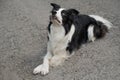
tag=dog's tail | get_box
[89,15,113,29]
[88,15,113,41]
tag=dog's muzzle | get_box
[50,15,60,23]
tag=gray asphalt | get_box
[0,0,120,80]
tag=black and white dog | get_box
[33,3,112,75]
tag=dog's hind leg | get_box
[88,25,96,42]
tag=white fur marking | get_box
[33,64,49,75]
[50,24,75,54]
[56,8,65,24]
[88,25,95,42]
[33,23,75,74]
[49,24,75,66]
[89,15,112,29]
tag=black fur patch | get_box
[94,21,108,38]
[61,9,79,35]
[47,22,52,33]
[50,3,60,16]
[50,3,60,10]
[66,14,108,54]
[61,10,72,35]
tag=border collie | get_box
[33,3,112,75]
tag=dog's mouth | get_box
[50,15,61,23]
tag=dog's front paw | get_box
[33,64,49,75]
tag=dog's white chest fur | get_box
[50,24,65,43]
[48,24,75,55]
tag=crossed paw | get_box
[33,64,49,75]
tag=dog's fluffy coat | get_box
[33,3,112,75]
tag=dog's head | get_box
[50,3,79,25]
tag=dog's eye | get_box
[62,13,66,16]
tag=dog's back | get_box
[66,14,112,53]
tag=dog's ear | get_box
[50,3,60,9]
[68,9,79,15]
[67,9,79,21]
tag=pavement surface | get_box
[0,0,120,80]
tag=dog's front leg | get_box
[33,42,52,75]
[50,50,69,67]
